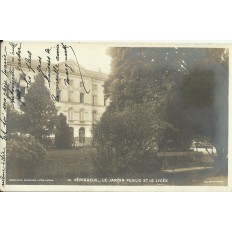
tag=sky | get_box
[5,42,228,75]
[5,42,112,74]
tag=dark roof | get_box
[7,55,47,71]
[59,59,108,80]
[7,56,108,80]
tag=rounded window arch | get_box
[79,127,85,143]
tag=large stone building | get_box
[7,57,109,146]
[53,60,108,146]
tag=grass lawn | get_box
[44,147,96,181]
[6,147,227,186]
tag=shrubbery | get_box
[7,134,47,178]
[55,113,74,149]
[92,102,171,177]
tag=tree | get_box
[7,105,23,135]
[105,47,228,171]
[93,102,171,176]
[55,113,74,149]
[20,73,58,142]
[179,64,228,171]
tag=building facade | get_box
[53,60,108,146]
[8,57,108,146]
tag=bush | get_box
[55,113,74,149]
[92,102,171,177]
[7,134,47,178]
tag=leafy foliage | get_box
[20,73,58,141]
[106,48,228,153]
[96,47,228,174]
[7,106,23,134]
[55,113,74,149]
[93,102,171,176]
[6,134,47,178]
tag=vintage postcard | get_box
[0,41,231,191]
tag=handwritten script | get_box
[0,42,90,188]
[0,45,7,187]
[0,148,6,187]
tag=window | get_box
[93,111,97,122]
[69,91,73,101]
[20,86,26,96]
[80,93,84,103]
[93,95,97,105]
[80,109,84,121]
[79,127,85,143]
[68,108,73,120]
[56,89,61,100]
[20,73,26,81]
[80,81,88,91]
[16,88,22,101]
[93,84,97,91]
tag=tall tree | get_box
[106,47,228,170]
[20,73,58,141]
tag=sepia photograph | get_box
[2,2,232,232]
[0,42,230,190]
